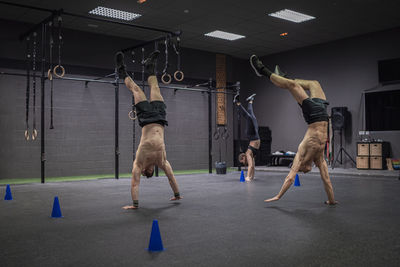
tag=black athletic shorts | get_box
[135,100,168,127]
[299,98,329,124]
[248,145,259,156]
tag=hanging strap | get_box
[32,32,38,140]
[49,20,55,129]
[161,35,171,84]
[25,36,31,140]
[53,16,65,78]
[173,37,184,81]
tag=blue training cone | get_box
[4,184,12,200]
[148,220,164,252]
[294,174,301,187]
[51,196,63,218]
[240,170,245,182]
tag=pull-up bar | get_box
[121,31,182,53]
[0,1,179,39]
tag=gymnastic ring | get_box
[161,73,172,84]
[53,65,65,78]
[47,69,53,81]
[24,130,30,141]
[128,110,137,120]
[32,129,38,141]
[174,70,184,82]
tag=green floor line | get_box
[0,168,238,185]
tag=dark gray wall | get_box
[0,19,236,179]
[241,27,400,164]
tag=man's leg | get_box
[148,76,164,102]
[142,50,164,102]
[250,55,308,104]
[270,74,308,104]
[115,52,147,104]
[125,77,147,104]
[294,79,326,100]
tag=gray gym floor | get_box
[1,171,399,267]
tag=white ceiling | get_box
[1,0,400,58]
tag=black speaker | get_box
[257,126,272,166]
[331,107,348,130]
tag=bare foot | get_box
[324,200,338,205]
[170,196,183,201]
[122,205,138,210]
[264,196,280,203]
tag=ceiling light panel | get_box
[268,9,315,23]
[204,30,245,41]
[89,7,141,21]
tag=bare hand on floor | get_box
[122,205,138,210]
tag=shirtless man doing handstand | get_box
[250,55,337,205]
[116,50,182,209]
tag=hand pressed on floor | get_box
[122,205,138,210]
[264,196,280,203]
[170,196,183,201]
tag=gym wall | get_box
[0,19,240,179]
[240,27,400,163]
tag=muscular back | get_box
[135,123,166,168]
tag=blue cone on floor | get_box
[294,174,301,187]
[148,220,164,252]
[4,184,12,200]
[240,170,245,182]
[51,196,63,218]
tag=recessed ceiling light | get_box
[268,9,315,23]
[89,7,142,21]
[204,30,245,41]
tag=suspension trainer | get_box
[24,36,31,140]
[173,36,184,82]
[161,35,172,84]
[48,19,55,129]
[53,16,65,78]
[31,32,38,140]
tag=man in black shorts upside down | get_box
[250,55,337,205]
[115,50,182,209]
[234,93,260,182]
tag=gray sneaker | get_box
[274,65,287,78]
[246,93,256,102]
